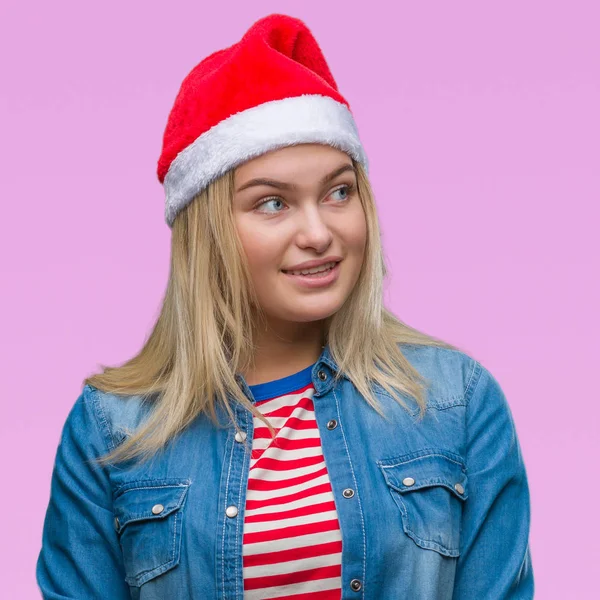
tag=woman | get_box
[36,13,534,600]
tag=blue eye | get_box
[331,185,350,201]
[254,184,354,214]
[256,197,286,213]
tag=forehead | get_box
[234,144,353,183]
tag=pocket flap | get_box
[378,449,468,500]
[113,479,191,528]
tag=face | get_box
[233,143,367,327]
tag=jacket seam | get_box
[234,408,248,599]
[332,387,366,599]
[463,359,482,409]
[113,479,191,496]
[221,417,235,598]
[84,385,116,454]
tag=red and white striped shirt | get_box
[242,362,342,600]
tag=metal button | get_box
[225,505,238,518]
[114,516,120,531]
[402,477,415,487]
[317,370,327,381]
[350,578,362,591]
[234,431,247,443]
[455,482,464,495]
[326,419,338,430]
[342,488,355,498]
[151,504,164,515]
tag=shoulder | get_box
[82,384,153,450]
[399,344,517,430]
[398,344,480,409]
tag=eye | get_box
[253,183,355,214]
[330,183,354,202]
[254,197,286,214]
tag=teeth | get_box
[286,261,337,276]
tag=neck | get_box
[242,319,326,386]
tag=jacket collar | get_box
[234,342,343,403]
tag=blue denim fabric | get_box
[36,344,534,599]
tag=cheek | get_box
[339,208,368,253]
[236,226,282,276]
[355,216,368,249]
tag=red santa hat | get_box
[157,13,369,227]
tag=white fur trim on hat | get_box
[163,94,368,227]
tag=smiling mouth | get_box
[281,260,341,276]
[283,266,335,278]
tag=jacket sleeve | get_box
[36,385,131,599]
[452,361,535,599]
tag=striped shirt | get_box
[242,362,343,600]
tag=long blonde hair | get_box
[87,158,461,466]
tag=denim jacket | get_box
[36,344,534,599]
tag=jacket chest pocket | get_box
[113,479,191,587]
[377,449,468,558]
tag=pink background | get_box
[1,1,598,597]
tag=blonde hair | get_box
[87,158,462,466]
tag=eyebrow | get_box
[235,163,356,193]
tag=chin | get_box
[276,299,345,323]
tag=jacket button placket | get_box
[315,366,366,599]
[219,403,251,599]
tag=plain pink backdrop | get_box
[1,1,598,597]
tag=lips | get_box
[283,264,335,276]
[281,261,341,288]
[282,263,336,275]
[281,259,341,275]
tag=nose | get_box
[294,205,334,250]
